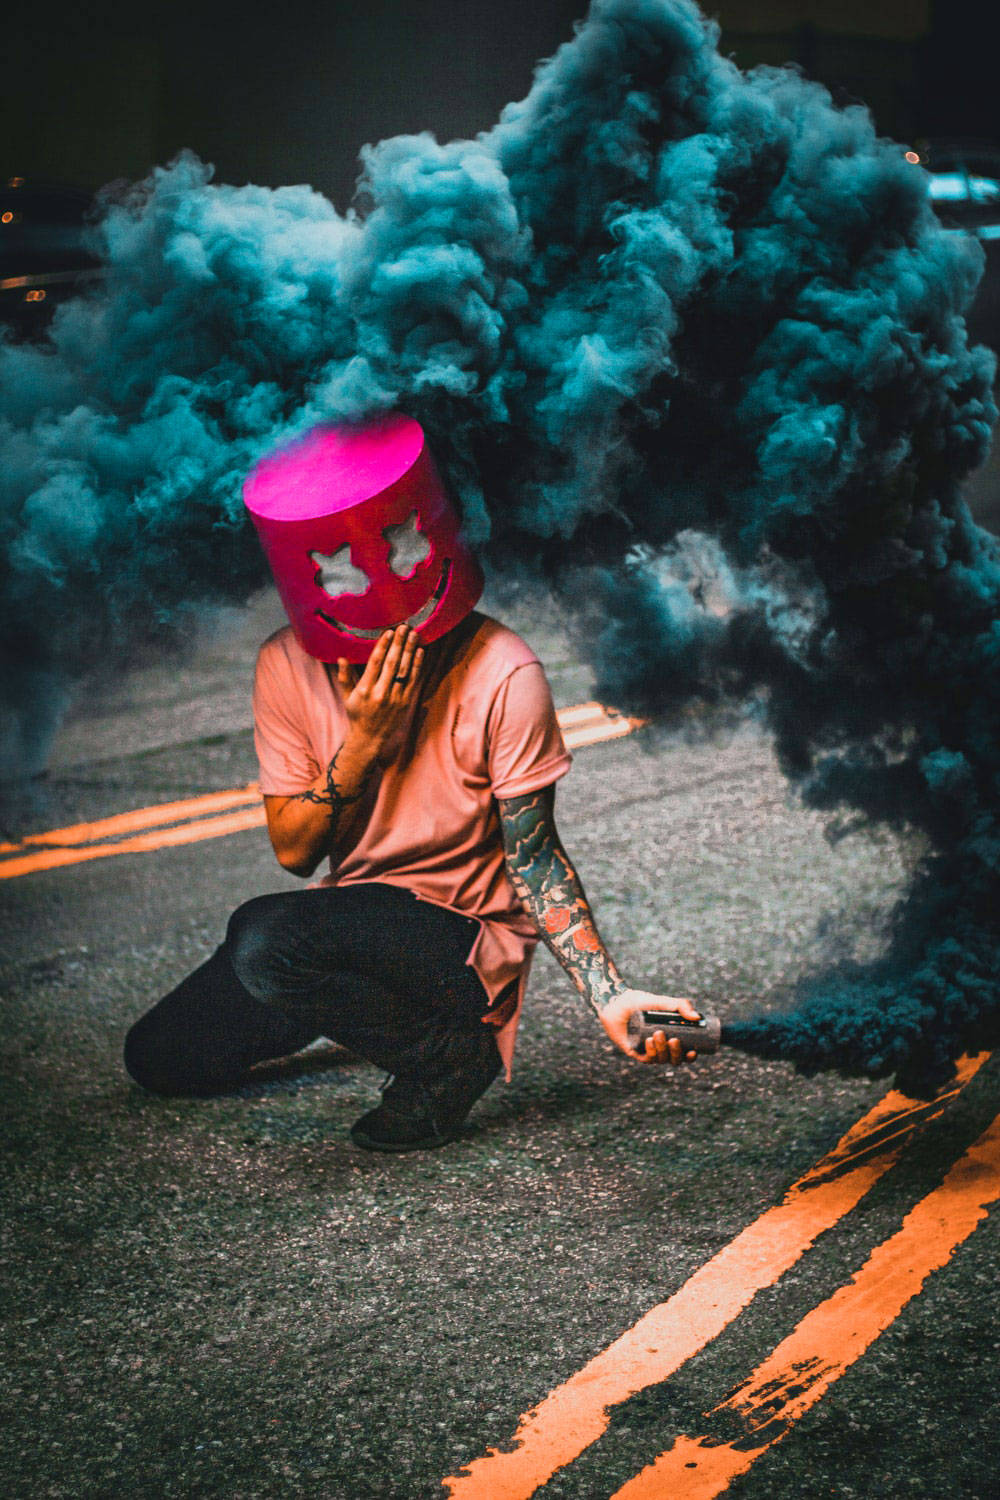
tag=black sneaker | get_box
[350,1076,455,1153]
[350,1027,502,1153]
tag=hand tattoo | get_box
[497,787,627,1018]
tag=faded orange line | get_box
[612,1435,766,1500]
[562,720,641,750]
[559,702,646,751]
[442,1054,988,1500]
[611,1107,1000,1500]
[0,806,266,879]
[0,784,261,854]
[557,702,630,726]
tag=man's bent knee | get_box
[225,893,301,996]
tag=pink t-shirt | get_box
[252,612,573,1071]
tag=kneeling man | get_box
[124,415,698,1150]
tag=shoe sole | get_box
[349,1124,461,1153]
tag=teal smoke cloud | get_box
[2,0,998,1085]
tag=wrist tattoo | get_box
[498,789,625,1018]
[292,750,374,825]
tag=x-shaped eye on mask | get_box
[310,510,432,599]
[310,545,369,597]
[383,511,431,576]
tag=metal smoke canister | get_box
[626,1008,722,1055]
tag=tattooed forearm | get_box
[498,788,627,1018]
[264,732,383,876]
[291,749,374,824]
[286,750,379,868]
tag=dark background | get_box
[2,0,994,206]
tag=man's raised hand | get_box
[336,624,425,765]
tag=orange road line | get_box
[0,702,639,880]
[442,1053,989,1500]
[560,702,646,750]
[610,1106,1000,1500]
[558,702,634,727]
[0,784,261,854]
[562,719,643,749]
[558,705,608,726]
[0,806,266,879]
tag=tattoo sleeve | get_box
[497,787,627,1018]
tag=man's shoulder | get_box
[256,624,312,676]
[465,613,541,676]
[254,625,327,705]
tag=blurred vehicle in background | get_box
[906,139,1000,353]
[0,175,105,340]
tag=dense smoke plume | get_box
[2,0,998,1084]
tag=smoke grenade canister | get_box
[626,1008,722,1055]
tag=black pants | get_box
[123,883,500,1097]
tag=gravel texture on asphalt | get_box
[2,596,998,1498]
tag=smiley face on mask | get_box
[243,415,484,663]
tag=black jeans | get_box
[123,883,500,1097]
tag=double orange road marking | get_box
[555,701,645,750]
[0,787,266,880]
[444,1052,997,1499]
[0,701,645,882]
[613,1100,1000,1497]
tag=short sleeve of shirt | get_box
[487,662,573,799]
[253,641,323,795]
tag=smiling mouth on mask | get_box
[316,559,452,638]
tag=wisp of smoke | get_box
[2,0,998,1086]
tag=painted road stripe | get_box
[558,701,645,747]
[0,806,268,879]
[443,1053,989,1500]
[610,1107,1000,1500]
[0,784,261,854]
[0,702,642,879]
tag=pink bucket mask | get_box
[243,415,484,663]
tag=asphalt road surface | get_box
[2,588,998,1500]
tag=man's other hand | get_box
[599,988,701,1065]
